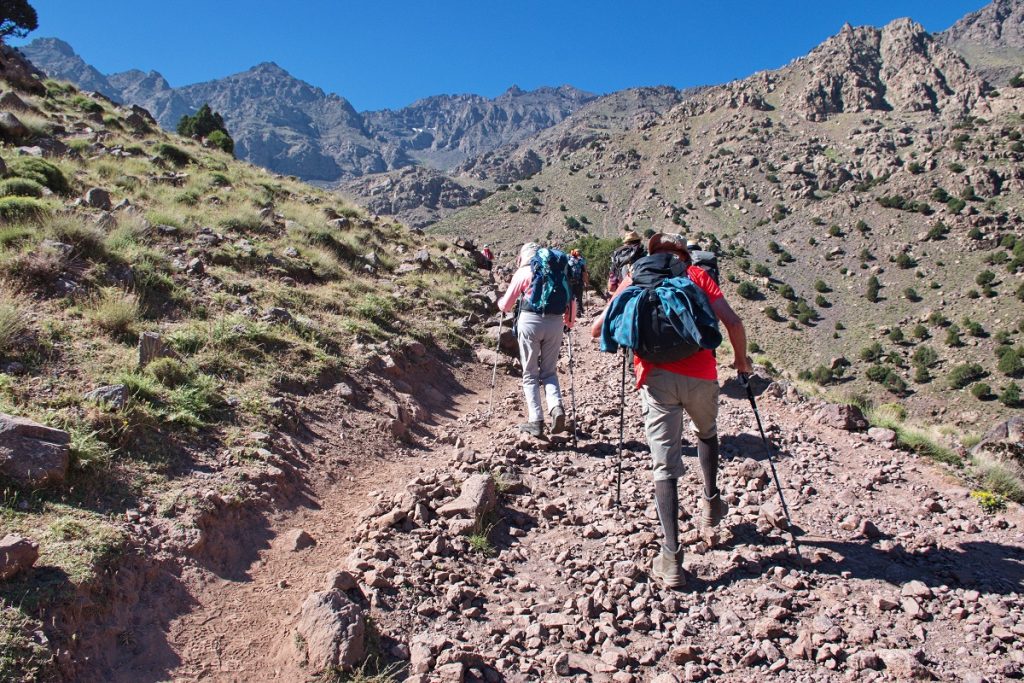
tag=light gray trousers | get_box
[517,311,565,423]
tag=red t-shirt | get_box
[634,265,722,387]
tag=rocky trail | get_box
[100,311,1022,683]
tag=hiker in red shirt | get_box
[591,232,750,589]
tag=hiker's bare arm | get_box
[711,297,751,374]
[591,274,632,338]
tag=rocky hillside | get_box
[17,38,595,183]
[942,0,1024,85]
[0,43,493,681]
[434,15,1024,429]
[338,86,693,228]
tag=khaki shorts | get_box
[639,368,719,481]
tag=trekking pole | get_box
[738,372,802,555]
[487,315,504,418]
[566,328,579,449]
[616,350,625,507]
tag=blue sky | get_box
[16,0,988,111]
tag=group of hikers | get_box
[493,229,751,589]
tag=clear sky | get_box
[15,0,989,112]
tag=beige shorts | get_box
[639,368,720,481]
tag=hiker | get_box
[481,244,494,269]
[498,242,576,437]
[607,230,646,295]
[591,232,750,589]
[567,249,590,315]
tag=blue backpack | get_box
[524,248,571,315]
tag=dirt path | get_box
[100,316,1024,682]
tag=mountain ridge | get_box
[17,37,597,182]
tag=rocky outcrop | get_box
[798,20,989,121]
[0,413,71,487]
[972,415,1024,465]
[339,167,490,228]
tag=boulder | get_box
[437,474,497,520]
[295,589,367,673]
[137,332,178,369]
[0,112,29,143]
[817,403,868,431]
[84,187,112,211]
[868,427,897,445]
[0,413,71,487]
[84,385,128,411]
[0,91,32,112]
[971,415,1024,466]
[282,529,315,551]
[0,535,39,581]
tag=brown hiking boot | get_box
[702,492,729,528]
[549,406,567,434]
[518,421,544,437]
[651,546,686,589]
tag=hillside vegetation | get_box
[0,48,487,680]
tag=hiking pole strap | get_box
[739,373,799,550]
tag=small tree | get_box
[866,276,881,302]
[177,104,235,157]
[945,325,963,347]
[1001,382,1022,407]
[998,349,1023,378]
[0,0,38,40]
[736,282,759,300]
[889,328,905,344]
[971,383,992,400]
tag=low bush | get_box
[0,177,43,198]
[7,157,70,194]
[0,196,49,222]
[949,362,985,389]
[156,143,195,167]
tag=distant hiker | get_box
[567,249,590,315]
[607,230,646,295]
[481,244,494,269]
[591,232,750,589]
[686,239,721,286]
[498,242,576,437]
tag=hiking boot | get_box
[702,492,729,528]
[549,406,567,434]
[518,421,544,437]
[651,546,686,589]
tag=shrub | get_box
[7,157,70,194]
[949,362,985,389]
[777,283,795,300]
[763,306,781,321]
[753,263,771,278]
[866,276,880,302]
[814,294,828,307]
[0,196,49,222]
[971,382,992,399]
[884,372,908,395]
[945,325,963,347]
[912,345,938,368]
[45,215,106,260]
[888,328,905,344]
[813,279,829,293]
[147,357,191,388]
[86,288,141,337]
[866,364,890,383]
[963,317,985,337]
[1001,382,1022,407]
[904,287,919,301]
[156,143,195,167]
[976,270,996,287]
[947,197,966,213]
[736,281,759,299]
[914,365,931,383]
[894,252,916,269]
[860,342,883,362]
[0,177,43,198]
[911,324,928,340]
[999,349,1023,377]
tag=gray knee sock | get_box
[654,479,679,553]
[697,436,719,499]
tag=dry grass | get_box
[85,288,141,337]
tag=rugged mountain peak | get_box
[503,84,525,96]
[795,18,988,120]
[246,61,292,78]
[944,0,1024,47]
[941,0,1024,84]
[19,36,114,97]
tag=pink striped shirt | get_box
[498,265,576,328]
